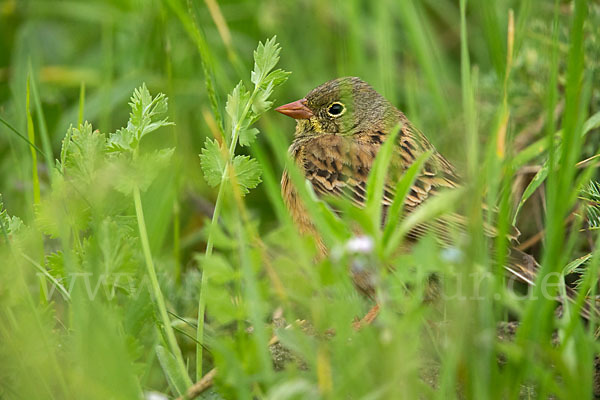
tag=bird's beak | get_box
[275,98,314,119]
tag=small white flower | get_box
[441,247,463,263]
[145,392,168,400]
[346,236,374,254]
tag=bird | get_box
[275,76,594,320]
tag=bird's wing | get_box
[297,124,516,245]
[399,122,522,242]
[297,129,461,238]
[297,133,393,209]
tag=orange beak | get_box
[275,98,314,119]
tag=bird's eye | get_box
[327,102,345,117]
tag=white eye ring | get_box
[327,102,346,117]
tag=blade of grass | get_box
[28,63,54,174]
[365,124,401,235]
[382,151,431,256]
[78,81,85,126]
[20,252,71,301]
[99,21,114,133]
[26,75,40,205]
[133,184,192,390]
[459,0,477,179]
[489,8,515,278]
[0,115,46,156]
[507,0,562,392]
[436,1,484,397]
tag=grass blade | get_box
[26,75,41,205]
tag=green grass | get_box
[1,0,600,399]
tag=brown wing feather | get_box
[288,115,519,245]
[288,119,462,241]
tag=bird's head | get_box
[276,77,396,137]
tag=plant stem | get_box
[195,179,223,378]
[195,82,260,379]
[173,199,181,284]
[133,184,191,386]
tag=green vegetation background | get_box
[1,0,600,399]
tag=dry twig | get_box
[177,368,217,400]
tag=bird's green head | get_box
[276,77,396,137]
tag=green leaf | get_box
[206,284,240,326]
[253,70,290,115]
[263,69,292,88]
[195,254,236,285]
[225,81,251,126]
[138,148,175,190]
[8,215,24,236]
[385,189,463,258]
[45,251,65,280]
[239,128,259,147]
[266,379,319,400]
[106,126,136,153]
[563,253,592,276]
[107,84,172,153]
[129,84,153,129]
[233,155,262,195]
[251,36,281,85]
[129,83,170,136]
[252,81,274,115]
[113,148,175,194]
[62,122,107,181]
[199,218,238,251]
[199,138,226,187]
[583,110,600,134]
[0,194,24,241]
[513,164,548,224]
[155,345,190,396]
[96,217,137,277]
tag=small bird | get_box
[276,77,593,319]
[277,77,459,244]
